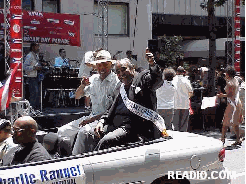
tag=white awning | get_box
[181,38,245,58]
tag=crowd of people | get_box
[0,43,244,167]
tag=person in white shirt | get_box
[57,50,120,151]
[172,66,193,132]
[78,51,98,109]
[0,119,17,165]
[156,67,176,130]
[78,51,95,78]
[54,48,70,67]
[23,42,42,110]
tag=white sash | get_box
[120,84,168,137]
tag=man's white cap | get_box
[91,50,115,64]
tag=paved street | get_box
[194,125,245,184]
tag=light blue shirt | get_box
[54,57,70,67]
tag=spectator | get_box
[0,119,17,164]
[215,68,227,130]
[200,66,209,88]
[78,51,96,78]
[217,66,243,146]
[54,48,70,67]
[156,67,176,130]
[78,51,98,109]
[2,116,52,166]
[73,51,165,154]
[172,66,193,132]
[126,50,138,69]
[23,42,42,110]
[58,50,120,149]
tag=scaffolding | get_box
[97,0,108,50]
[226,0,235,65]
[3,0,10,73]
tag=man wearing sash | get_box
[81,51,164,151]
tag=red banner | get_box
[0,10,81,47]
[22,10,80,46]
[9,0,23,97]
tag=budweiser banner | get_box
[0,10,81,47]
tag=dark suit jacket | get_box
[101,64,163,139]
[2,140,52,166]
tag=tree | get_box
[158,35,184,67]
[200,0,227,96]
[201,0,228,96]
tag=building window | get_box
[42,0,60,13]
[0,0,3,9]
[0,0,34,10]
[94,2,129,36]
[23,0,34,10]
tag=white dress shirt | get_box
[172,75,193,109]
[23,52,39,77]
[84,71,120,116]
[156,80,175,109]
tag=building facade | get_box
[1,0,245,69]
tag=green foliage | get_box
[158,35,184,67]
[201,0,244,9]
[214,0,227,7]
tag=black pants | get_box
[95,125,139,150]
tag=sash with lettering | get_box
[120,83,169,137]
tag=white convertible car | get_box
[0,130,230,184]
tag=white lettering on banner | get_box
[11,49,22,52]
[52,38,70,44]
[28,11,44,17]
[0,160,86,184]
[41,37,51,43]
[24,36,40,42]
[13,6,22,9]
[64,20,75,26]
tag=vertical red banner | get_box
[234,0,241,73]
[9,0,23,97]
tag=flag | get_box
[0,64,19,111]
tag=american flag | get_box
[0,64,19,111]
